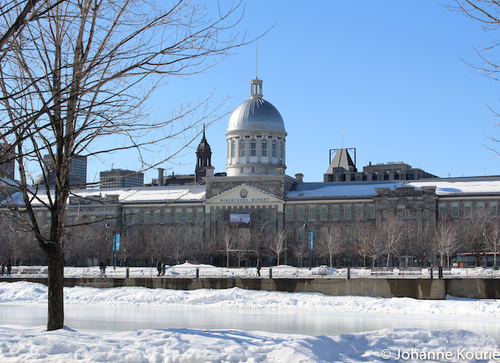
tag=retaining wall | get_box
[3,277,500,299]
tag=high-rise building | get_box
[0,143,15,180]
[40,154,88,188]
[100,169,144,189]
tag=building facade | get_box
[100,169,144,189]
[7,77,500,267]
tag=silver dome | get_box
[227,97,286,133]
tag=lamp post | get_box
[106,222,118,271]
[303,221,312,270]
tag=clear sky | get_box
[87,1,500,185]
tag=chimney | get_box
[158,168,164,186]
[295,173,304,183]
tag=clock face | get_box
[240,188,248,198]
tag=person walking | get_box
[256,258,261,277]
[1,262,5,276]
[161,262,166,276]
[6,260,12,276]
[157,260,162,277]
[99,260,106,277]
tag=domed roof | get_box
[226,78,286,134]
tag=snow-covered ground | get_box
[7,263,500,279]
[0,282,500,362]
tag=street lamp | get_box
[303,221,312,270]
[106,222,118,271]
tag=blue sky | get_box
[88,1,500,184]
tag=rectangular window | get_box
[344,205,351,219]
[356,205,363,219]
[382,210,388,219]
[144,211,151,223]
[211,210,217,222]
[320,206,328,220]
[250,141,256,156]
[491,203,498,217]
[134,209,140,224]
[309,206,316,220]
[186,208,193,222]
[298,206,304,220]
[438,203,446,218]
[197,208,204,222]
[154,210,161,223]
[272,142,277,157]
[125,210,133,224]
[298,227,305,242]
[464,202,472,217]
[165,209,172,223]
[272,210,278,221]
[368,205,375,219]
[332,205,339,219]
[310,227,316,242]
[286,206,293,220]
[262,141,267,156]
[477,202,485,213]
[175,208,182,223]
[401,209,410,218]
[423,209,430,218]
[451,202,459,218]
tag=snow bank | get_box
[0,326,498,363]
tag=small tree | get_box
[377,214,404,267]
[435,219,460,267]
[269,228,287,266]
[317,224,343,267]
[487,215,500,267]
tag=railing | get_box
[2,265,500,279]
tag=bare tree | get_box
[219,224,236,268]
[449,1,500,156]
[487,215,500,267]
[317,224,343,267]
[268,228,286,266]
[377,214,404,267]
[0,0,252,330]
[460,207,490,266]
[435,219,460,267]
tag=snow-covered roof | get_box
[286,182,402,199]
[1,185,207,207]
[285,177,500,199]
[70,185,206,204]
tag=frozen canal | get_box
[2,303,499,340]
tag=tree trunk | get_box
[46,244,64,331]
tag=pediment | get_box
[205,184,282,205]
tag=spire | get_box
[250,78,263,99]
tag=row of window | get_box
[124,208,204,224]
[285,205,376,221]
[438,202,498,218]
[228,138,284,159]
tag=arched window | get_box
[250,140,256,156]
[262,140,267,157]
[272,140,277,157]
[280,142,284,159]
[239,139,245,157]
[231,140,235,158]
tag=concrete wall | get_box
[6,277,500,299]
